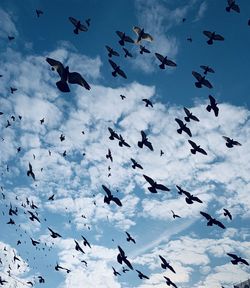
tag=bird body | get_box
[206,95,219,116]
[133,26,153,44]
[138,131,153,151]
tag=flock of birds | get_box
[0,0,249,287]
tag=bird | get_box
[81,236,91,248]
[175,118,192,137]
[160,150,164,156]
[5,120,11,128]
[227,253,249,265]
[117,246,133,270]
[48,194,55,201]
[222,136,241,148]
[74,240,85,254]
[164,276,178,288]
[38,276,45,283]
[138,131,154,151]
[17,147,21,153]
[48,227,62,238]
[203,31,224,45]
[123,48,133,58]
[155,53,177,69]
[106,149,113,162]
[200,65,215,75]
[223,208,232,220]
[40,118,44,124]
[105,45,120,58]
[176,185,203,204]
[108,127,120,140]
[226,0,240,13]
[0,277,7,285]
[108,60,127,79]
[27,163,36,180]
[136,270,149,279]
[183,107,199,122]
[192,71,213,89]
[7,218,15,225]
[143,175,170,193]
[188,140,207,155]
[122,267,129,273]
[139,45,150,54]
[30,238,40,246]
[46,57,91,92]
[112,266,121,276]
[118,134,130,147]
[28,211,40,222]
[200,211,226,229]
[10,87,17,93]
[125,232,136,244]
[133,26,153,44]
[102,185,122,207]
[120,94,126,100]
[68,17,88,34]
[63,150,67,157]
[131,158,143,170]
[116,31,134,46]
[142,98,153,107]
[159,255,176,273]
[206,95,219,117]
[187,37,192,42]
[171,210,181,219]
[8,36,15,41]
[36,9,43,17]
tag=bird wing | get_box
[46,57,64,77]
[190,114,199,121]
[141,130,147,140]
[184,107,191,116]
[200,211,212,220]
[192,196,203,203]
[165,59,177,67]
[68,72,91,90]
[202,79,213,89]
[197,146,207,155]
[102,185,112,197]
[133,26,142,36]
[232,140,242,146]
[109,59,118,70]
[227,253,238,259]
[117,67,127,79]
[214,219,226,229]
[143,175,155,186]
[69,17,78,27]
[175,118,184,127]
[141,32,153,42]
[155,53,165,63]
[124,35,134,43]
[192,71,202,81]
[145,140,154,151]
[188,140,197,149]
[203,31,212,38]
[155,183,170,191]
[231,3,240,13]
[112,196,123,207]
[209,95,216,105]
[116,31,124,39]
[78,23,88,32]
[214,34,224,41]
[183,126,192,137]
[124,258,133,270]
[240,258,249,265]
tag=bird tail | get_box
[56,80,70,92]
[74,28,79,34]
[206,105,211,112]
[138,141,143,148]
[148,187,157,193]
[195,82,202,88]
[27,171,31,177]
[177,128,182,134]
[184,116,190,122]
[226,143,232,148]
[207,39,213,45]
[140,51,143,55]
[132,164,136,169]
[191,149,196,154]
[112,71,117,77]
[159,63,165,69]
[231,260,238,265]
[119,40,124,46]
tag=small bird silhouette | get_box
[106,149,113,162]
[164,276,178,288]
[36,9,44,17]
[192,71,213,89]
[131,158,143,170]
[136,270,149,279]
[102,185,122,207]
[171,210,181,219]
[206,95,219,117]
[227,253,249,265]
[48,227,62,238]
[200,211,226,229]
[74,240,85,254]
[159,255,176,273]
[105,45,120,58]
[123,48,133,58]
[143,175,170,193]
[139,45,150,54]
[155,53,177,69]
[183,107,199,122]
[226,0,240,13]
[27,163,36,180]
[125,232,136,244]
[200,65,215,75]
[117,246,133,270]
[109,60,127,79]
[138,131,154,151]
[203,31,224,45]
[188,140,207,155]
[222,136,241,148]
[112,267,121,276]
[133,26,153,44]
[142,99,153,107]
[175,118,192,137]
[69,17,88,34]
[223,208,232,220]
[116,31,134,46]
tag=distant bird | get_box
[74,240,85,254]
[0,277,7,285]
[136,270,149,279]
[200,211,226,229]
[227,253,249,265]
[164,276,178,288]
[30,238,40,246]
[142,98,153,107]
[206,95,219,116]
[139,45,150,54]
[38,276,45,283]
[10,87,17,93]
[7,218,15,225]
[85,18,91,27]
[160,150,164,156]
[106,149,113,162]
[27,163,36,180]
[188,140,207,155]
[48,194,55,201]
[200,65,215,75]
[131,158,143,170]
[226,0,240,13]
[176,185,203,204]
[118,134,130,147]
[108,127,120,140]
[11,115,15,121]
[5,120,11,128]
[187,37,192,42]
[117,246,133,270]
[40,118,44,124]
[62,150,66,157]
[175,118,192,137]
[36,9,43,17]
[105,45,120,58]
[81,236,91,248]
[222,136,241,148]
[109,60,127,79]
[155,53,177,69]
[8,36,15,41]
[143,175,170,193]
[138,131,154,151]
[133,26,153,44]
[60,134,65,142]
[46,57,91,92]
[123,48,133,58]
[183,107,199,122]
[223,208,232,220]
[116,31,134,46]
[120,94,126,100]
[125,232,136,244]
[48,227,62,238]
[69,17,88,34]
[122,267,129,273]
[171,210,181,219]
[28,211,40,222]
[159,255,176,273]
[203,31,224,45]
[192,71,213,89]
[112,266,121,276]
[102,185,122,207]
[17,147,21,153]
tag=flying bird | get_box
[125,232,136,244]
[116,31,134,46]
[222,136,241,148]
[74,240,85,254]
[192,71,213,89]
[200,211,226,229]
[69,17,88,34]
[171,210,181,219]
[81,236,91,248]
[203,31,224,45]
[106,149,113,162]
[112,266,121,276]
[102,185,122,207]
[8,36,15,41]
[133,26,153,44]
[188,140,207,155]
[183,107,199,122]
[175,118,192,137]
[120,94,126,100]
[117,246,133,270]
[159,255,176,273]
[118,134,131,147]
[164,276,178,288]
[142,99,153,107]
[36,9,43,17]
[105,45,120,58]
[227,253,249,265]
[30,238,40,246]
[109,60,127,79]
[136,270,149,280]
[131,158,143,170]
[206,95,219,116]
[200,65,215,75]
[123,48,133,58]
[48,194,55,201]
[139,45,150,54]
[48,227,62,238]
[223,208,232,220]
[46,57,91,92]
[226,0,240,13]
[155,53,177,69]
[176,185,203,204]
[138,131,154,151]
[108,127,120,140]
[27,163,36,180]
[143,175,170,193]
[28,211,40,222]
[10,87,17,93]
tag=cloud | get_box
[194,1,208,22]
[0,8,18,39]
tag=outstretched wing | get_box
[124,35,134,43]
[117,67,127,79]
[155,53,165,63]
[200,211,212,220]
[155,183,170,191]
[203,31,212,38]
[141,32,153,42]
[192,71,202,81]
[214,219,226,229]
[143,175,155,186]
[112,196,123,207]
[209,95,216,105]
[46,57,64,77]
[165,59,177,67]
[175,118,184,127]
[69,17,78,27]
[133,26,142,36]
[68,72,91,90]
[197,146,207,155]
[188,140,197,149]
[109,59,117,70]
[203,79,213,89]
[145,140,154,151]
[227,253,238,260]
[214,33,224,41]
[102,185,112,197]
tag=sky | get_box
[0,0,250,287]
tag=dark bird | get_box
[102,185,122,207]
[222,136,241,148]
[164,276,178,288]
[131,158,143,170]
[133,26,153,44]
[8,36,15,41]
[117,246,133,270]
[175,118,192,137]
[206,95,219,117]
[188,140,207,155]
[48,227,62,238]
[60,134,65,141]
[227,253,249,265]
[112,266,121,276]
[200,65,215,75]
[159,255,176,273]
[187,37,192,42]
[155,53,177,69]
[38,276,45,283]
[5,120,11,128]
[109,60,127,79]
[69,17,88,34]
[30,238,40,246]
[120,94,126,100]
[7,218,15,225]
[176,185,203,204]
[11,115,15,121]
[183,107,199,122]
[40,118,44,124]
[27,163,36,180]
[226,0,240,13]
[63,150,67,157]
[122,267,129,273]
[123,48,133,58]
[74,240,85,254]
[142,98,153,107]
[203,31,224,45]
[55,263,70,273]
[106,149,113,162]
[46,57,91,92]
[81,236,91,248]
[10,87,17,93]
[17,147,21,153]
[171,210,181,219]
[108,127,120,140]
[28,211,40,222]
[36,9,43,17]
[116,31,134,46]
[125,232,136,244]
[192,71,213,89]
[0,277,7,285]
[105,45,120,58]
[48,194,55,201]
[138,131,154,151]
[200,211,226,229]
[143,175,170,193]
[223,208,232,220]
[118,134,130,147]
[136,270,149,279]
[160,150,164,156]
[9,205,18,216]
[139,45,150,54]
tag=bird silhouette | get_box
[8,36,15,41]
[36,9,43,17]
[48,194,55,201]
[206,95,219,116]
[10,87,17,93]
[133,26,153,44]
[105,45,120,58]
[175,118,192,137]
[81,236,91,248]
[123,48,133,58]
[138,131,154,151]
[226,0,240,13]
[109,60,127,79]
[48,227,62,238]
[164,276,178,288]
[120,94,126,100]
[28,211,40,222]
[183,107,199,122]
[223,208,232,220]
[74,240,85,254]
[203,31,224,45]
[38,276,45,283]
[102,185,122,207]
[155,53,177,69]
[116,31,134,46]
[27,163,36,180]
[200,65,215,75]
[136,270,149,279]
[188,140,207,155]
[192,71,213,89]
[118,134,130,147]
[106,149,113,162]
[30,238,40,246]
[117,246,133,270]
[200,211,226,229]
[176,185,203,204]
[227,253,249,265]
[108,127,120,140]
[159,255,176,273]
[142,99,153,107]
[139,45,150,54]
[171,210,181,219]
[131,158,143,170]
[112,266,121,276]
[69,17,88,34]
[143,175,170,193]
[222,136,241,148]
[125,232,136,244]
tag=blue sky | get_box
[0,0,250,287]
